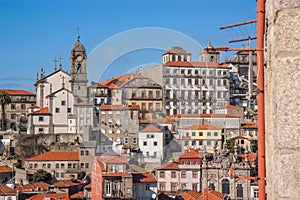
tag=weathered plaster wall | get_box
[265,0,300,199]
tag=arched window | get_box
[208,183,215,190]
[222,179,230,194]
[184,55,187,61]
[236,184,243,199]
[172,55,176,61]
[178,55,182,61]
[210,55,214,62]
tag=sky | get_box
[0,0,257,92]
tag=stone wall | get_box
[265,0,300,199]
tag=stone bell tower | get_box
[70,35,88,102]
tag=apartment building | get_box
[157,161,179,197]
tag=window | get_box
[81,163,84,168]
[86,150,89,156]
[124,137,129,144]
[207,140,211,146]
[192,171,198,178]
[73,163,77,168]
[159,172,165,178]
[68,108,72,113]
[29,164,33,169]
[38,128,43,132]
[171,171,176,178]
[105,181,111,194]
[181,171,186,178]
[56,163,59,168]
[192,183,198,191]
[56,173,59,178]
[214,132,218,136]
[42,163,46,168]
[133,137,137,144]
[61,163,65,168]
[156,103,160,111]
[153,152,157,158]
[209,183,215,190]
[11,114,16,119]
[236,184,243,198]
[21,104,26,110]
[207,132,211,136]
[222,179,230,194]
[81,150,84,156]
[199,132,203,136]
[153,141,157,146]
[254,188,259,198]
[61,101,66,106]
[68,163,72,169]
[47,163,51,168]
[149,103,153,111]
[143,141,147,146]
[61,173,64,178]
[171,183,177,192]
[156,91,160,98]
[146,152,149,157]
[199,141,203,145]
[34,163,38,168]
[146,183,150,191]
[85,163,89,168]
[55,108,60,113]
[159,182,166,192]
[38,117,44,121]
[184,141,189,146]
[11,104,16,110]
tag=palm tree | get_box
[0,90,11,131]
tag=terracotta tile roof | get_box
[70,191,84,199]
[26,193,69,200]
[98,155,127,164]
[140,125,163,132]
[0,184,16,195]
[241,121,257,129]
[122,145,131,149]
[100,104,140,110]
[94,157,106,172]
[234,135,250,140]
[179,150,202,160]
[184,124,220,130]
[198,188,225,200]
[52,179,83,187]
[139,116,175,123]
[158,161,179,170]
[26,151,79,161]
[178,190,201,200]
[16,181,49,192]
[1,89,35,95]
[163,49,191,55]
[174,114,240,118]
[132,173,157,183]
[0,165,13,173]
[99,73,135,89]
[32,107,50,115]
[163,61,228,68]
[102,172,131,177]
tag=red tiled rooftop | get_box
[179,150,202,160]
[26,193,69,200]
[1,89,35,95]
[140,125,163,132]
[198,188,225,200]
[163,61,228,68]
[158,161,179,170]
[179,190,201,200]
[0,166,13,173]
[70,191,84,199]
[0,184,16,195]
[184,124,220,130]
[98,155,127,164]
[16,181,49,192]
[29,105,40,109]
[53,179,83,187]
[26,151,78,161]
[32,107,50,114]
[132,173,157,183]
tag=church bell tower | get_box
[70,35,88,102]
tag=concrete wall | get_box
[265,0,300,199]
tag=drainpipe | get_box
[256,0,266,199]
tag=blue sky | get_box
[0,0,257,92]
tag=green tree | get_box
[0,91,11,131]
[32,169,52,183]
